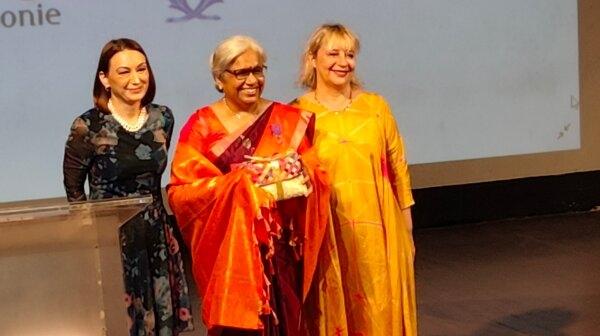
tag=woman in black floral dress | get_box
[63,38,193,336]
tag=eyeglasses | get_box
[224,65,267,80]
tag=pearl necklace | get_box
[108,99,148,132]
[314,91,353,111]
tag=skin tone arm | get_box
[403,207,415,256]
[402,207,413,232]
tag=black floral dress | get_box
[63,104,193,336]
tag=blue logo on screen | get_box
[166,0,223,22]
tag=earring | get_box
[105,86,110,92]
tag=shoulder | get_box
[184,105,213,125]
[289,93,313,109]
[148,103,173,120]
[292,92,313,104]
[289,93,324,118]
[146,103,175,131]
[76,107,101,122]
[69,107,100,133]
[178,105,215,143]
[272,101,314,121]
[356,91,388,108]
[355,92,395,117]
[273,101,306,113]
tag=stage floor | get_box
[415,211,600,335]
[185,211,600,335]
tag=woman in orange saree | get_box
[167,36,330,336]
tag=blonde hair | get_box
[299,23,361,89]
[210,35,267,92]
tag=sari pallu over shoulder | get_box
[167,102,330,332]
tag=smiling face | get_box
[217,49,265,111]
[312,35,357,91]
[99,49,149,108]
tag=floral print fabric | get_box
[63,104,193,336]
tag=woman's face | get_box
[218,50,265,110]
[99,49,149,107]
[312,36,356,91]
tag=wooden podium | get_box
[0,196,152,336]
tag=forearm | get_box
[63,154,89,202]
[402,206,413,232]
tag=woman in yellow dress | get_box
[293,23,417,336]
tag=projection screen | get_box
[0,0,579,201]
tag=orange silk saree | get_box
[168,102,329,334]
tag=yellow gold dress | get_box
[294,92,417,336]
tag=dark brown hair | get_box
[92,38,156,112]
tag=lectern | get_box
[0,196,152,336]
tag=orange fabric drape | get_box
[294,93,417,336]
[167,103,329,332]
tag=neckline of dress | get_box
[209,101,274,135]
[106,100,150,132]
[308,91,364,112]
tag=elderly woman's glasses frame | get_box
[225,65,267,80]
